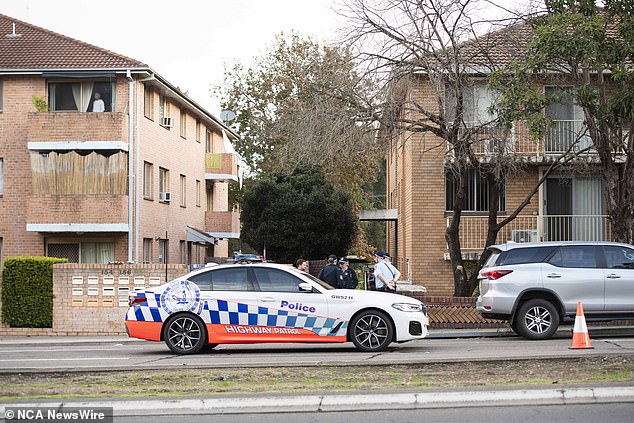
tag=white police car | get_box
[125,262,428,354]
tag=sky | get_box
[0,0,341,115]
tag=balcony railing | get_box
[545,120,593,154]
[27,112,128,143]
[205,153,239,182]
[448,214,613,250]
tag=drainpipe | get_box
[127,70,134,263]
[136,74,155,263]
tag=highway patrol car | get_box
[125,263,428,353]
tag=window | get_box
[180,174,186,207]
[188,270,212,291]
[445,169,505,212]
[445,82,496,125]
[47,241,114,263]
[0,158,3,195]
[253,268,304,292]
[144,85,154,120]
[196,180,201,207]
[142,238,152,263]
[0,78,3,112]
[158,238,168,264]
[603,246,634,270]
[548,246,597,269]
[180,241,187,264]
[159,95,170,121]
[210,268,251,291]
[48,81,114,112]
[498,247,556,266]
[143,162,153,199]
[0,237,3,269]
[206,187,213,211]
[159,167,169,199]
[180,110,187,138]
[195,120,201,143]
[545,86,591,153]
[206,129,212,153]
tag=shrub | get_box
[1,257,66,327]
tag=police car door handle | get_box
[260,296,276,302]
[606,274,621,279]
[546,273,562,279]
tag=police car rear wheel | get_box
[163,314,208,354]
[350,310,393,352]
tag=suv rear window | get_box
[548,246,597,268]
[497,246,556,266]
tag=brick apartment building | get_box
[0,14,240,267]
[384,24,618,296]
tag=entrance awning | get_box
[186,226,217,245]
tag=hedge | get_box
[1,257,67,328]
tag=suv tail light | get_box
[481,269,513,280]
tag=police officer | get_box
[318,254,340,288]
[338,257,358,289]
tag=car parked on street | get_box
[477,241,634,339]
[126,262,428,353]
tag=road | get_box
[1,328,633,372]
[117,403,634,423]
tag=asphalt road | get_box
[1,327,633,373]
[115,403,634,423]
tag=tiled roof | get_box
[0,13,147,70]
[459,22,534,70]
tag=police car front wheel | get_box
[350,310,393,352]
[163,314,208,354]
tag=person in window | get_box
[317,254,341,288]
[92,92,105,112]
[295,258,309,272]
[338,257,358,289]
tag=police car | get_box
[125,262,428,354]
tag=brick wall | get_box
[55,263,187,335]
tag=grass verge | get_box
[1,355,632,401]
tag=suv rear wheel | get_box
[515,299,559,340]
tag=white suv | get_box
[476,241,634,339]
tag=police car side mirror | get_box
[298,282,313,292]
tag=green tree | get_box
[215,33,381,190]
[240,166,357,262]
[492,0,634,243]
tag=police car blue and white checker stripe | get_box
[127,292,348,337]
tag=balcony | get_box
[205,210,240,237]
[26,195,129,232]
[449,214,613,251]
[27,112,128,144]
[205,153,239,183]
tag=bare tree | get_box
[338,0,583,295]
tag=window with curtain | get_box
[0,158,4,195]
[180,174,186,207]
[544,86,591,153]
[0,78,3,111]
[143,238,152,263]
[48,81,114,112]
[206,129,212,153]
[445,169,506,212]
[196,120,201,142]
[159,167,169,197]
[445,82,497,126]
[143,162,153,199]
[158,239,168,264]
[144,85,154,120]
[180,110,187,138]
[81,242,115,263]
[196,180,201,207]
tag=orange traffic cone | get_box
[569,301,593,349]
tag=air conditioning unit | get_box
[159,191,172,202]
[160,117,174,128]
[511,229,539,243]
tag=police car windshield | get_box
[290,268,335,290]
